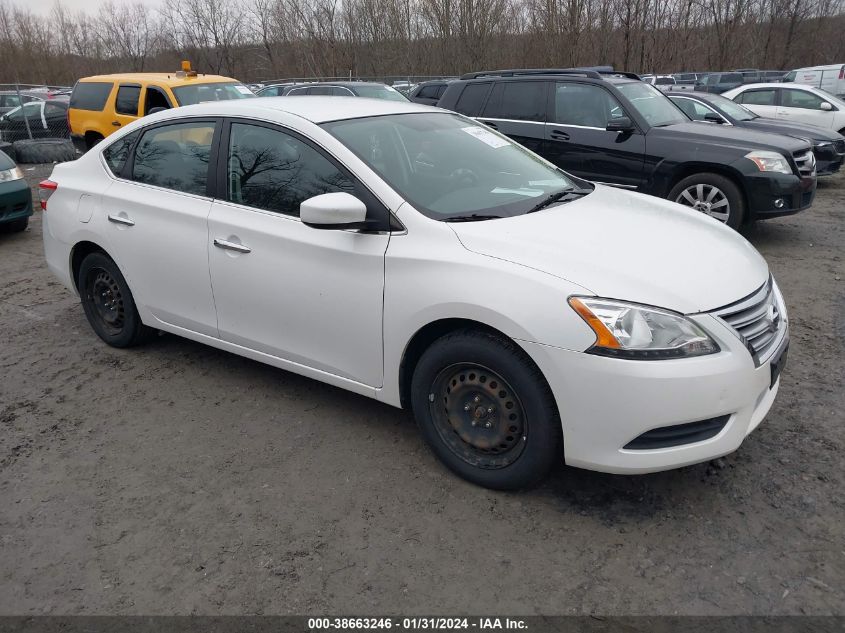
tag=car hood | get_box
[740,117,844,142]
[652,121,810,154]
[449,185,769,314]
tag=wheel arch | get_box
[398,318,550,412]
[70,240,112,291]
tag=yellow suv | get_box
[69,63,255,152]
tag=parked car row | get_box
[40,94,792,490]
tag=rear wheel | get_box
[411,330,561,490]
[669,172,744,229]
[77,252,153,347]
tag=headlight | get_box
[0,166,23,183]
[569,297,720,360]
[745,150,792,174]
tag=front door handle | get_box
[112,121,121,127]
[550,130,570,141]
[107,214,135,226]
[213,238,251,254]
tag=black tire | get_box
[668,172,745,229]
[77,252,153,348]
[85,133,104,151]
[410,329,561,490]
[2,217,28,233]
[13,139,76,164]
[0,141,16,162]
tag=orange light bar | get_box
[568,297,621,349]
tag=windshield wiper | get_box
[443,213,505,222]
[526,187,591,214]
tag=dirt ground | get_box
[0,163,843,616]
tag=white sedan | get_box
[40,98,789,489]
[723,82,845,135]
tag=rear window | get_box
[454,82,492,116]
[70,82,113,111]
[102,131,139,177]
[723,73,743,84]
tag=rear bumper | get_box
[0,179,33,224]
[744,171,816,220]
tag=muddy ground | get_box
[0,164,843,616]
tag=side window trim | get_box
[214,117,393,230]
[122,117,222,198]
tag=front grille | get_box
[624,416,730,450]
[834,139,845,155]
[793,149,816,176]
[710,278,785,363]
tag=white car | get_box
[723,83,845,135]
[40,98,789,490]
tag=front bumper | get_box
[0,178,33,224]
[521,313,787,474]
[743,170,815,220]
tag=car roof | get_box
[146,96,435,124]
[736,82,799,90]
[78,73,238,87]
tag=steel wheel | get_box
[85,267,126,335]
[675,183,731,223]
[429,363,527,469]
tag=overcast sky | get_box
[26,0,163,15]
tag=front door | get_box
[778,88,836,129]
[543,81,645,187]
[207,120,389,387]
[102,119,220,336]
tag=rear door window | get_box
[115,85,141,116]
[484,81,547,122]
[418,85,441,99]
[738,89,777,105]
[454,82,492,116]
[70,82,113,111]
[131,121,217,196]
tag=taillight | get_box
[38,179,57,210]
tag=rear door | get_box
[101,119,220,336]
[734,87,779,118]
[112,83,141,131]
[543,81,645,187]
[477,80,547,155]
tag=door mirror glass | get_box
[820,102,833,111]
[301,192,368,229]
[606,116,634,132]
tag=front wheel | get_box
[77,252,153,347]
[669,172,745,229]
[411,330,561,490]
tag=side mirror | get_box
[704,112,724,124]
[301,192,368,229]
[606,117,634,132]
[820,102,833,111]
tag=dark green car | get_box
[0,150,32,233]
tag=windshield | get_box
[616,82,688,126]
[323,113,582,220]
[352,85,409,102]
[708,94,757,121]
[172,82,255,106]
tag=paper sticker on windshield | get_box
[462,126,511,148]
[235,85,253,95]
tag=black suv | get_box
[437,69,816,227]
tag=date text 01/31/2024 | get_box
[307,617,528,630]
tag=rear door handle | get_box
[112,121,121,127]
[213,238,251,254]
[550,130,570,141]
[107,214,134,226]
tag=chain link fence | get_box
[0,84,76,163]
